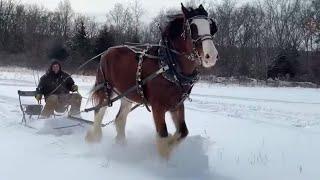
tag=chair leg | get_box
[21,110,26,125]
[21,116,26,125]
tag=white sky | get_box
[17,0,183,23]
[17,0,252,23]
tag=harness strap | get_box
[85,65,169,112]
[124,45,160,59]
[171,84,194,111]
[136,51,151,112]
[122,44,187,60]
[100,64,116,107]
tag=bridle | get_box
[179,15,216,65]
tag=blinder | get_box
[180,15,217,63]
[184,16,216,43]
[209,18,217,35]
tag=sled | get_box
[18,90,107,129]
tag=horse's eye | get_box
[190,24,198,40]
[209,19,217,35]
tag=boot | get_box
[68,93,82,116]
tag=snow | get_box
[0,67,320,180]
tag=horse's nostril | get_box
[205,54,210,59]
[216,54,219,59]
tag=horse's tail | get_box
[90,56,108,107]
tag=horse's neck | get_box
[176,56,197,76]
[166,39,197,76]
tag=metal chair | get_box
[18,90,43,124]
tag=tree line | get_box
[0,0,319,83]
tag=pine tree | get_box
[70,20,91,58]
[94,25,115,54]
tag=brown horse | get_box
[85,3,218,159]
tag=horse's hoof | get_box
[115,135,127,145]
[85,129,102,143]
[171,132,182,144]
[156,134,181,160]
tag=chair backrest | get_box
[18,90,37,96]
[17,90,43,116]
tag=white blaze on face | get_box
[191,18,218,68]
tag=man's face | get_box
[52,64,60,74]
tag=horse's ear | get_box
[181,3,189,15]
[198,4,208,16]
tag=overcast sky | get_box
[17,0,252,23]
[18,0,185,23]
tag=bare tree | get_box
[56,0,73,40]
[130,0,144,42]
[107,3,134,43]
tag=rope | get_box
[67,114,115,128]
[53,123,83,130]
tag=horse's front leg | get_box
[152,105,181,159]
[170,103,189,139]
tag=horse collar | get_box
[158,39,199,87]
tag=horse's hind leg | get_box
[169,103,188,139]
[85,106,107,143]
[115,99,132,143]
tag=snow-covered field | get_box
[1,67,320,180]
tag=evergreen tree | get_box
[94,25,115,55]
[70,20,91,58]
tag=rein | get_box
[46,51,106,97]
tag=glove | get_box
[71,85,78,92]
[35,94,42,101]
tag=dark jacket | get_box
[36,61,75,98]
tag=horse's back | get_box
[101,46,136,64]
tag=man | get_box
[35,60,82,118]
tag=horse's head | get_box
[163,4,218,69]
[181,3,218,68]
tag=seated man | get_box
[35,60,82,118]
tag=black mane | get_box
[162,15,184,40]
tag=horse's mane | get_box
[161,14,185,40]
